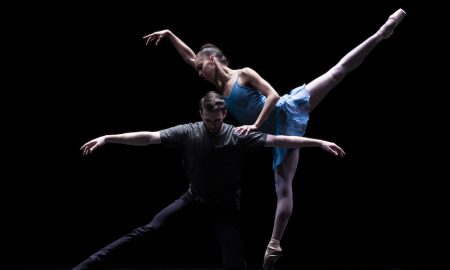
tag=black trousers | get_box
[73,191,246,270]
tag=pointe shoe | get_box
[263,246,283,270]
[376,8,407,41]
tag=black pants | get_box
[73,191,246,270]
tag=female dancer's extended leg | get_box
[307,9,406,110]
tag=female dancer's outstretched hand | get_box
[143,30,170,46]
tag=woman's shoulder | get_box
[239,67,262,80]
[237,67,263,87]
[239,67,256,75]
[236,67,254,82]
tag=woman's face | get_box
[194,55,215,82]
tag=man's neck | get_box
[204,123,224,135]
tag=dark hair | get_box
[197,43,230,66]
[199,91,227,112]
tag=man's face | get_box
[200,109,227,134]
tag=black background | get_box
[5,0,447,269]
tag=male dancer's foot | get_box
[263,239,282,270]
[376,8,407,41]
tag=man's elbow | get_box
[147,132,161,144]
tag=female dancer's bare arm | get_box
[143,29,196,68]
[235,67,280,134]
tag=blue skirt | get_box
[272,84,310,169]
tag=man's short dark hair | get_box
[199,91,227,112]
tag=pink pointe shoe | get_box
[376,8,407,41]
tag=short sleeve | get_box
[237,131,267,148]
[159,124,188,146]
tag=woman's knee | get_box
[330,65,347,82]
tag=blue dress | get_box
[224,78,311,169]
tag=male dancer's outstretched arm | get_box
[264,134,345,157]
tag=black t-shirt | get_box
[160,122,267,208]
